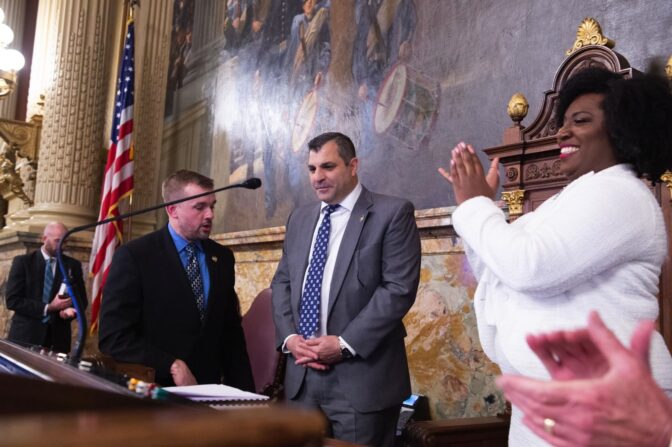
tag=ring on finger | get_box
[543,418,556,435]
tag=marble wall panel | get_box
[220,223,505,420]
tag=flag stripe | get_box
[89,20,136,334]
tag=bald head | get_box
[42,221,67,257]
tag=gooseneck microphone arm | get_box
[56,177,262,361]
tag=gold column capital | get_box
[501,189,525,218]
[661,170,672,202]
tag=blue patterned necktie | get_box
[298,204,340,338]
[42,258,54,323]
[185,243,206,322]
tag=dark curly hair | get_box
[555,66,672,182]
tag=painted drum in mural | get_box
[374,63,440,150]
[291,89,319,154]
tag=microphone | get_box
[241,177,261,190]
[55,177,262,361]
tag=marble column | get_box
[126,1,174,238]
[25,0,59,121]
[0,0,25,120]
[23,0,118,232]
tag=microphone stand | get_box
[55,177,262,362]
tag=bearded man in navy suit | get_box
[99,170,253,389]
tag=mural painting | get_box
[165,0,440,232]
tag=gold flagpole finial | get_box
[129,0,139,20]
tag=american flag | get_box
[89,20,135,334]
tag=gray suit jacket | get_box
[271,186,421,412]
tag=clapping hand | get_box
[438,142,500,205]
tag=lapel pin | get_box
[360,215,365,222]
[211,256,218,263]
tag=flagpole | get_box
[125,0,138,243]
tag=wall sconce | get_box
[0,7,26,98]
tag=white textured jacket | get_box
[453,163,672,445]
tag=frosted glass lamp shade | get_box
[0,23,13,46]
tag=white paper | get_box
[58,283,68,296]
[164,384,269,401]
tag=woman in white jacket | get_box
[439,67,672,446]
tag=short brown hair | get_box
[162,170,214,201]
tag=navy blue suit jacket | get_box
[98,226,254,389]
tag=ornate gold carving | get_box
[566,18,615,56]
[661,170,672,202]
[666,55,672,81]
[501,190,525,216]
[525,160,562,180]
[0,69,17,98]
[507,93,529,125]
[0,141,33,205]
[0,117,41,161]
[0,114,42,206]
[505,167,519,183]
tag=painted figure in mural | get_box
[99,170,255,389]
[280,1,333,207]
[170,28,193,89]
[5,222,88,354]
[285,0,331,90]
[173,0,193,35]
[272,132,421,446]
[353,0,416,98]
[253,0,304,76]
[439,68,672,445]
[224,0,254,50]
[352,0,416,155]
[165,0,195,115]
[243,0,305,217]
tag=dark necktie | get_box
[298,204,340,338]
[185,243,206,322]
[42,258,54,323]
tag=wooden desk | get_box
[0,407,326,447]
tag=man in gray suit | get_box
[271,132,421,446]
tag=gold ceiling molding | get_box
[566,18,615,56]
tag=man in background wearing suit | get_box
[6,221,87,354]
[272,132,421,446]
[99,170,254,390]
